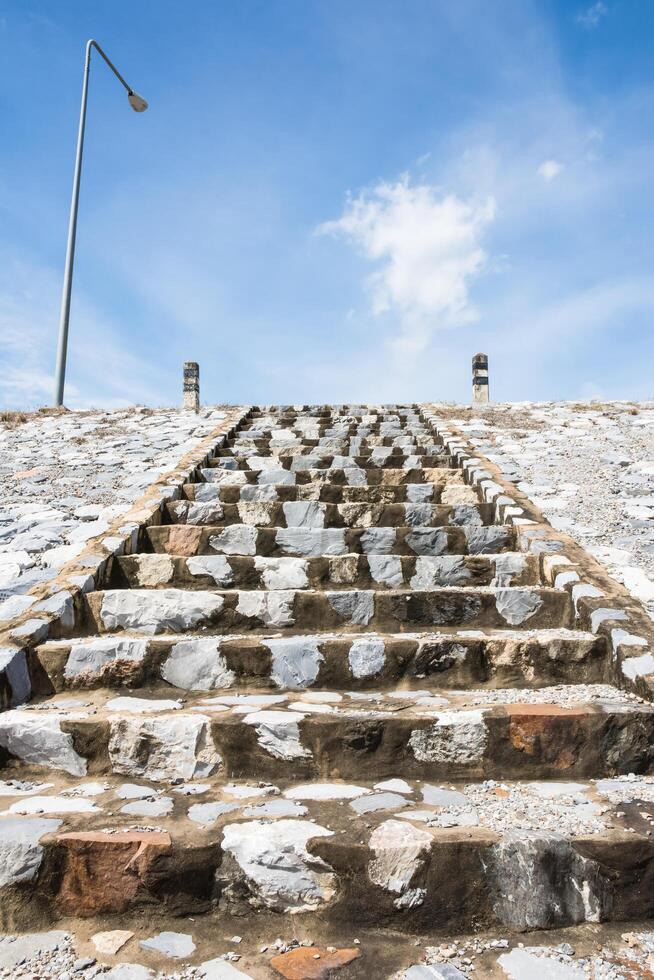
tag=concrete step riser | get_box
[199,466,456,486]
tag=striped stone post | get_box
[472,353,489,405]
[183,361,200,412]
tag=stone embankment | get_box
[0,403,652,979]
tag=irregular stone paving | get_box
[1,404,654,977]
[439,401,654,617]
[0,407,229,613]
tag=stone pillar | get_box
[472,353,489,405]
[183,361,200,412]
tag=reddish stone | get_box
[507,705,586,770]
[55,830,171,916]
[271,946,360,979]
[166,525,204,557]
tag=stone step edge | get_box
[0,407,255,709]
[81,585,573,637]
[0,803,652,933]
[1,691,650,782]
[421,408,654,703]
[31,625,609,694]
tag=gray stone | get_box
[264,637,324,689]
[139,931,196,958]
[187,555,234,586]
[327,590,374,625]
[348,636,386,678]
[275,528,347,556]
[162,639,235,691]
[100,589,224,633]
[209,526,258,556]
[0,712,87,775]
[221,818,334,912]
[109,714,221,780]
[0,817,62,887]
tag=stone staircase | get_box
[1,404,654,978]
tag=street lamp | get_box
[53,39,148,407]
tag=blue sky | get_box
[1,0,654,408]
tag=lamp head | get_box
[128,91,148,112]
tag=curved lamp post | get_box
[53,39,148,407]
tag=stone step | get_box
[182,477,475,505]
[0,684,651,781]
[207,453,453,471]
[224,440,441,456]
[114,552,541,592]
[165,500,494,529]
[83,586,571,635]
[146,522,516,558]
[0,771,652,935]
[199,465,456,486]
[229,431,434,446]
[34,627,608,694]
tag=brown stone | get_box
[507,706,586,770]
[271,946,360,979]
[55,830,172,916]
[166,525,204,556]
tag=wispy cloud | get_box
[537,159,564,181]
[317,177,496,355]
[577,2,608,29]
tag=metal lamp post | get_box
[53,39,148,407]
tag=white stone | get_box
[7,796,100,815]
[243,710,310,760]
[107,695,180,713]
[265,636,324,689]
[622,651,654,680]
[497,947,585,979]
[162,638,235,691]
[348,636,386,678]
[375,779,412,794]
[368,555,404,587]
[254,556,309,590]
[495,588,543,625]
[236,590,295,627]
[209,526,258,556]
[275,528,347,556]
[188,800,239,825]
[221,819,335,912]
[100,589,224,634]
[284,783,370,801]
[283,501,326,527]
[133,555,174,586]
[109,714,220,780]
[0,817,62,887]
[121,797,174,817]
[199,958,255,979]
[64,638,148,679]
[368,818,432,894]
[187,555,234,586]
[140,932,196,958]
[327,590,374,625]
[0,712,87,776]
[409,711,488,764]
[92,930,134,956]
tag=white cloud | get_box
[537,159,564,182]
[318,177,495,354]
[577,2,608,29]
